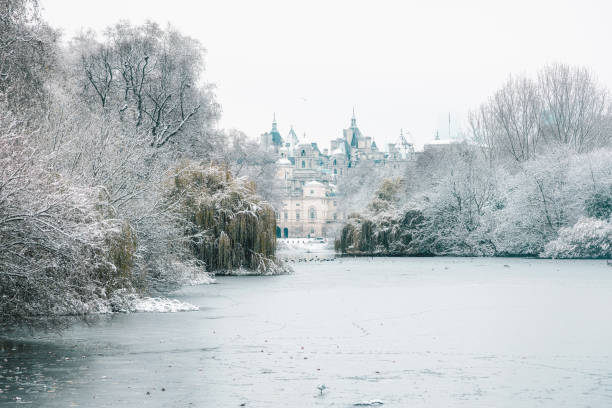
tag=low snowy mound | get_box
[542,217,612,259]
[131,297,199,313]
[180,274,216,285]
[109,290,198,313]
[353,400,384,406]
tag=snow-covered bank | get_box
[213,261,293,276]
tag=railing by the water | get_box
[276,237,337,262]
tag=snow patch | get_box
[109,290,198,313]
[178,273,216,286]
[131,297,199,313]
[214,264,290,276]
[353,400,384,406]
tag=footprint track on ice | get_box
[352,322,370,336]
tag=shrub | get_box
[585,188,612,220]
[541,217,612,259]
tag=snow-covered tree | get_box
[163,161,284,274]
[70,21,220,153]
[0,0,57,111]
[469,64,612,164]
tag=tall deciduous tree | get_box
[0,0,57,111]
[538,64,611,151]
[469,64,612,163]
[72,21,220,152]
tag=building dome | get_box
[277,158,292,166]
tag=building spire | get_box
[351,107,357,128]
[288,124,297,143]
[272,112,278,132]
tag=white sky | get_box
[41,0,612,150]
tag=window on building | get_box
[276,212,280,220]
[310,190,314,194]
[296,211,300,220]
[284,212,288,220]
[296,203,300,206]
[301,150,305,156]
[301,160,305,168]
[309,207,316,219]
[333,201,337,207]
[310,228,315,234]
[333,168,337,174]
[333,159,337,165]
[333,213,337,220]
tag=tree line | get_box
[0,0,280,331]
[337,64,612,259]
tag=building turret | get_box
[270,113,282,146]
[288,125,298,146]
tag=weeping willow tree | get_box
[335,179,430,256]
[164,161,284,274]
[335,210,429,256]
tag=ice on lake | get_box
[2,257,612,407]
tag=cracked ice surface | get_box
[2,257,612,407]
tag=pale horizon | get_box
[41,0,612,150]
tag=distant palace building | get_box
[261,111,415,238]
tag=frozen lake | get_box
[2,257,612,407]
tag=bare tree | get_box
[219,129,282,206]
[72,21,220,150]
[469,75,541,162]
[538,64,611,151]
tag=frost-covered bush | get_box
[415,145,501,256]
[493,148,612,256]
[542,217,612,259]
[585,188,612,220]
[0,98,143,331]
[0,153,138,330]
[337,145,612,259]
[164,161,286,274]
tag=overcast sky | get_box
[41,0,612,150]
